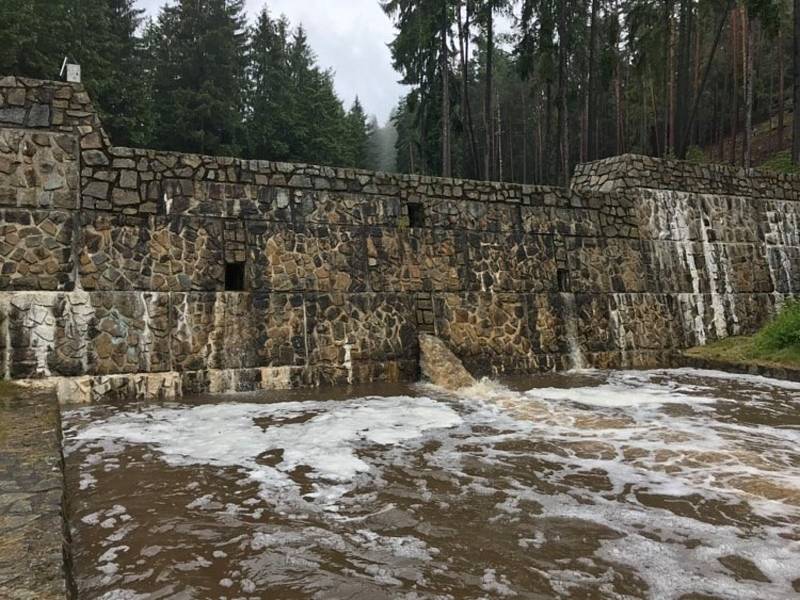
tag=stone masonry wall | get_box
[1,76,799,402]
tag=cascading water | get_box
[1,297,11,380]
[140,296,153,372]
[610,293,634,367]
[25,302,55,377]
[647,191,738,346]
[764,200,799,307]
[62,292,93,374]
[560,292,587,370]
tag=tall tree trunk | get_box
[680,0,734,158]
[615,37,625,155]
[545,80,554,183]
[650,78,662,155]
[457,0,480,178]
[744,9,754,169]
[731,7,739,164]
[794,0,800,164]
[741,7,748,166]
[675,0,693,158]
[484,8,494,180]
[667,1,676,156]
[692,15,702,145]
[441,14,451,178]
[779,24,786,149]
[522,88,529,183]
[586,0,599,161]
[557,1,569,185]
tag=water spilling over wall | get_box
[1,76,799,402]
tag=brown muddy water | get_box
[62,369,800,599]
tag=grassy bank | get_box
[686,301,800,370]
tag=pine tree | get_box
[285,26,349,165]
[248,9,293,160]
[0,0,69,79]
[74,0,150,146]
[149,0,248,155]
[345,97,370,168]
[383,0,454,177]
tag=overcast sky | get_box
[138,0,408,124]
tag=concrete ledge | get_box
[681,355,800,383]
[0,383,71,599]
[17,360,420,404]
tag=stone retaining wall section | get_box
[1,75,799,401]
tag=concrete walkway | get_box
[0,383,70,599]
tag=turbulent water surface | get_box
[63,369,800,599]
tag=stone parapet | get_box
[572,153,800,200]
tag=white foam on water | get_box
[65,369,800,599]
[437,369,800,598]
[528,383,719,407]
[71,396,462,505]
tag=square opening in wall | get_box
[225,262,246,291]
[408,203,425,228]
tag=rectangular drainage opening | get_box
[225,262,246,291]
[408,203,425,228]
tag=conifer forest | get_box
[2,0,799,185]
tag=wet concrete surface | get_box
[62,370,800,599]
[0,383,70,599]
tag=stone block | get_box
[0,210,75,291]
[249,224,367,293]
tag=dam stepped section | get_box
[1,76,799,403]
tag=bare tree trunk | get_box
[741,7,748,166]
[484,8,494,180]
[794,0,800,164]
[457,0,479,178]
[779,24,786,149]
[545,80,555,183]
[675,0,693,158]
[441,13,451,178]
[667,1,676,155]
[586,0,599,161]
[731,7,739,164]
[557,1,569,185]
[615,59,624,154]
[692,15,702,146]
[680,0,734,158]
[651,78,662,155]
[744,9,754,168]
[522,88,528,183]
[536,91,544,183]
[496,92,503,180]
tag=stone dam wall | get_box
[1,76,799,403]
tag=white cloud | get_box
[137,0,408,123]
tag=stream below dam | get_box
[62,369,800,599]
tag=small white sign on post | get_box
[66,64,82,83]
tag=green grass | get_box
[686,301,800,369]
[758,150,800,175]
